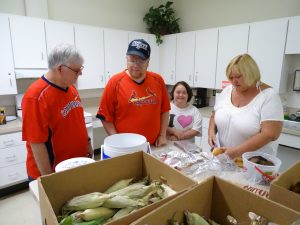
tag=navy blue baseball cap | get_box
[126,39,151,59]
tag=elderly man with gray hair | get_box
[22,44,93,181]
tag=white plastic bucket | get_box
[102,133,148,159]
[242,152,281,184]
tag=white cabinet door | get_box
[128,31,149,43]
[75,25,105,89]
[159,34,176,85]
[45,20,74,54]
[216,24,249,89]
[148,35,160,74]
[0,15,17,95]
[104,29,128,81]
[175,32,195,86]
[286,16,300,54]
[194,28,218,89]
[248,18,288,93]
[9,15,47,69]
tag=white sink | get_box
[283,120,300,131]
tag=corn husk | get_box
[157,183,177,199]
[184,210,209,225]
[112,206,136,220]
[63,192,111,212]
[102,195,141,208]
[78,207,117,221]
[109,181,147,197]
[104,178,133,194]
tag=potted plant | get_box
[143,1,180,45]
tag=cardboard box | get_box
[131,176,300,225]
[270,160,300,212]
[38,151,196,225]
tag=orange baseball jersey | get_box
[22,76,88,179]
[97,70,170,144]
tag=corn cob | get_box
[109,181,160,201]
[109,181,147,197]
[184,210,210,225]
[112,206,135,220]
[102,195,141,208]
[104,178,133,194]
[78,207,117,221]
[63,192,111,212]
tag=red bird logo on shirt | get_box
[128,88,157,106]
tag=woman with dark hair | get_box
[167,81,202,142]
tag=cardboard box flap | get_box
[272,161,300,187]
[270,160,300,212]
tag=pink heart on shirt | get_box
[177,115,192,128]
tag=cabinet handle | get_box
[41,52,44,60]
[195,72,198,82]
[189,75,191,81]
[5,155,17,162]
[3,139,14,146]
[101,75,103,82]
[9,78,12,86]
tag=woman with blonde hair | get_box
[208,54,283,160]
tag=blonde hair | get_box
[226,54,261,87]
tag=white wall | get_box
[0,0,161,32]
[2,0,300,32]
[174,0,300,32]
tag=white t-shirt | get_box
[214,85,283,155]
[169,102,202,142]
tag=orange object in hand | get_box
[212,148,224,156]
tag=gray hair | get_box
[48,44,84,70]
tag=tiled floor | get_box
[0,188,42,225]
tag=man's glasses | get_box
[127,59,147,66]
[62,65,84,75]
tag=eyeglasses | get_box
[62,65,84,75]
[127,59,147,66]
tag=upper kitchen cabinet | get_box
[148,35,160,73]
[0,14,17,95]
[248,18,288,93]
[159,34,176,85]
[285,16,300,54]
[9,15,47,69]
[45,20,74,54]
[75,25,105,89]
[175,32,196,86]
[104,29,128,81]
[215,24,249,89]
[194,28,218,89]
[128,31,149,42]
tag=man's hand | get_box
[155,135,167,147]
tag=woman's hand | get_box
[208,131,217,147]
